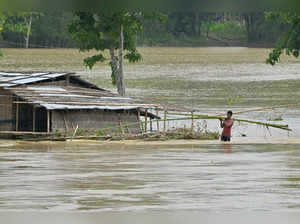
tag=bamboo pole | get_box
[163,110,167,133]
[191,111,194,131]
[125,122,131,134]
[42,113,290,138]
[66,75,70,86]
[137,109,143,133]
[156,108,160,132]
[15,103,19,132]
[144,109,148,133]
[150,118,153,132]
[230,104,300,115]
[47,110,50,133]
[119,121,125,135]
[32,107,36,132]
[72,124,79,139]
[63,113,69,132]
[166,112,291,131]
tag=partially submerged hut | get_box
[0,72,158,137]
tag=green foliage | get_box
[166,127,220,140]
[68,11,144,55]
[3,12,43,35]
[124,50,142,63]
[55,130,62,137]
[227,96,241,105]
[96,129,105,136]
[0,12,5,55]
[31,12,72,47]
[268,116,284,121]
[210,21,247,40]
[84,54,106,70]
[266,12,300,65]
[0,11,290,48]
[76,129,85,136]
[69,11,164,86]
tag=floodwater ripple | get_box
[0,144,300,211]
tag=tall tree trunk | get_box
[117,24,125,96]
[25,13,32,49]
[109,47,118,86]
[194,11,201,37]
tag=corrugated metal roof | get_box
[0,72,70,87]
[0,83,15,87]
[27,86,67,92]
[41,104,141,110]
[43,73,68,79]
[11,77,50,84]
[0,72,25,76]
[0,72,162,112]
[40,93,95,98]
[9,85,159,111]
[0,76,27,82]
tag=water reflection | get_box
[223,143,232,153]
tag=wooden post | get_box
[163,110,167,133]
[66,75,70,86]
[47,110,50,133]
[119,121,125,135]
[63,112,69,133]
[16,103,19,132]
[33,107,36,132]
[156,109,159,132]
[125,122,131,134]
[191,111,194,131]
[150,118,153,132]
[144,109,148,133]
[119,113,125,135]
[137,109,143,132]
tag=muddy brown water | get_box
[0,47,300,211]
[0,142,300,211]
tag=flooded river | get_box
[0,142,300,211]
[0,47,300,212]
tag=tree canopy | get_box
[2,12,43,47]
[69,11,165,95]
[266,12,300,65]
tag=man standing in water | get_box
[219,111,234,142]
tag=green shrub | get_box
[55,130,62,136]
[96,129,105,136]
[210,21,247,40]
[76,129,85,136]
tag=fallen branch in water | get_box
[166,113,292,131]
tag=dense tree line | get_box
[0,11,287,48]
[1,12,73,48]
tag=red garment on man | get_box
[222,119,234,137]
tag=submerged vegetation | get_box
[166,128,219,140]
[46,127,220,142]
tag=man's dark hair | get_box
[227,110,233,115]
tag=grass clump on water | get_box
[165,128,220,140]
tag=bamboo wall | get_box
[52,110,141,135]
[0,89,13,131]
